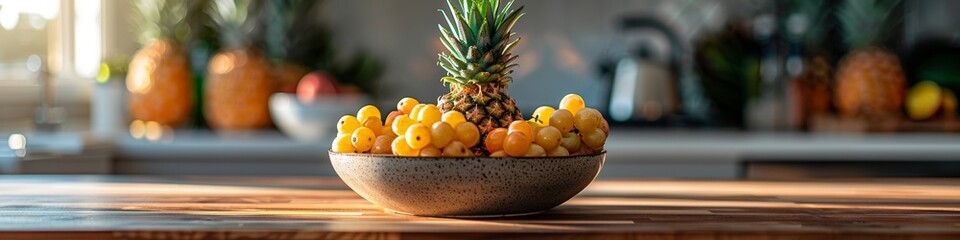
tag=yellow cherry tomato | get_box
[362,117,383,135]
[405,123,432,150]
[559,94,585,116]
[392,136,419,157]
[503,132,531,157]
[454,122,481,147]
[332,134,356,153]
[441,111,467,127]
[530,106,555,126]
[391,115,415,136]
[351,127,376,152]
[442,141,472,157]
[357,105,381,122]
[508,120,534,142]
[431,122,455,148]
[397,97,419,115]
[549,109,575,133]
[337,115,361,134]
[418,104,442,127]
[371,135,395,154]
[484,128,508,153]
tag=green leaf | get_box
[457,13,475,46]
[440,53,465,69]
[485,64,502,73]
[484,0,496,34]
[439,60,459,76]
[487,73,500,82]
[496,6,524,40]
[499,0,515,25]
[502,37,521,55]
[448,0,471,43]
[477,21,490,51]
[442,76,465,85]
[438,9,459,39]
[490,32,514,53]
[439,27,465,60]
[471,4,483,39]
[475,72,491,82]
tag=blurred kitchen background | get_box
[1,0,960,179]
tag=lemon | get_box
[907,81,943,120]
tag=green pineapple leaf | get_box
[437,0,524,89]
[259,0,382,95]
[208,0,265,48]
[132,0,191,45]
[783,0,832,48]
[838,0,902,49]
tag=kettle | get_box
[605,16,683,124]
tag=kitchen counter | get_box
[604,130,960,163]
[1,176,959,239]
[106,130,960,178]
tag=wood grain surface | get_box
[1,176,959,239]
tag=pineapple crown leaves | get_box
[258,0,383,96]
[838,0,902,49]
[783,0,831,48]
[132,0,191,45]
[209,0,265,48]
[185,0,218,39]
[261,0,333,67]
[437,0,525,89]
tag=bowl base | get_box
[384,208,545,218]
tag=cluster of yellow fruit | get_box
[331,98,479,157]
[332,94,608,157]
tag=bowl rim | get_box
[328,149,606,160]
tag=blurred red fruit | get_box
[297,72,338,102]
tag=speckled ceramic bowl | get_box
[329,151,605,218]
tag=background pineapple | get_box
[436,0,525,140]
[783,0,834,129]
[127,0,195,127]
[262,0,321,93]
[204,0,274,130]
[834,0,906,120]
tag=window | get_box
[0,0,106,130]
[0,0,102,83]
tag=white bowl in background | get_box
[269,93,372,142]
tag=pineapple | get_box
[127,0,195,127]
[834,0,906,119]
[790,55,834,128]
[204,0,274,130]
[783,0,834,129]
[262,0,322,93]
[436,0,526,144]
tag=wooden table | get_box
[1,176,959,239]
